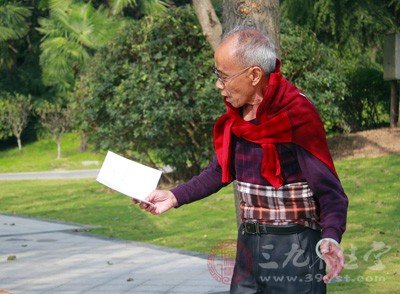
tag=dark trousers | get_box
[230,225,326,294]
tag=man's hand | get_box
[320,239,345,284]
[133,190,178,215]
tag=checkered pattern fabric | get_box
[237,180,321,230]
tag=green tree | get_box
[0,95,12,140]
[36,0,169,150]
[75,6,223,180]
[0,0,31,70]
[35,99,72,159]
[282,0,400,61]
[0,0,48,99]
[107,0,168,16]
[280,0,397,131]
[0,0,187,149]
[0,92,32,151]
[340,56,390,130]
[37,0,120,91]
[280,19,349,133]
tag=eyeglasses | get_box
[212,66,253,87]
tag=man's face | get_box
[214,38,255,108]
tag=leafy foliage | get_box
[35,99,72,159]
[0,1,31,41]
[76,6,222,180]
[0,0,32,70]
[108,0,168,16]
[313,0,398,51]
[282,0,400,60]
[0,92,32,150]
[340,57,390,130]
[280,20,348,132]
[37,0,120,90]
[1,0,399,175]
[280,5,395,132]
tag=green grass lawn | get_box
[0,178,237,253]
[0,136,399,293]
[0,133,104,172]
[327,155,400,293]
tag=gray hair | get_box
[222,26,276,74]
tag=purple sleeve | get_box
[170,158,230,207]
[296,145,348,243]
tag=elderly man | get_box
[136,27,348,293]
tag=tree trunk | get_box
[222,0,281,227]
[192,0,223,50]
[232,181,242,227]
[370,45,380,63]
[390,80,399,128]
[222,0,280,57]
[17,136,22,152]
[193,0,281,228]
[57,140,61,160]
[80,132,88,152]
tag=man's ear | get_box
[250,67,264,86]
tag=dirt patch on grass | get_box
[328,128,400,161]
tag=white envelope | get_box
[96,151,162,205]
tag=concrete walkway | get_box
[0,170,100,181]
[0,214,230,294]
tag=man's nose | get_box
[215,79,225,90]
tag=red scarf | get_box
[214,59,337,189]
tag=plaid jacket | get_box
[172,137,348,242]
[237,180,320,230]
